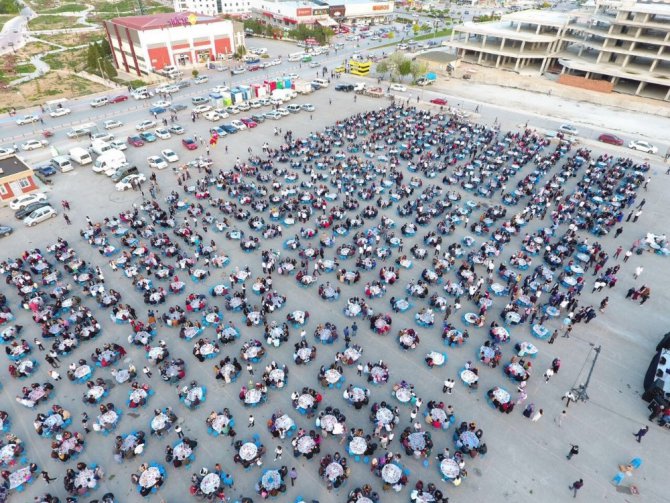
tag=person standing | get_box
[614,246,623,260]
[549,330,558,344]
[555,410,567,427]
[566,444,579,460]
[274,445,283,461]
[289,467,297,487]
[174,425,183,439]
[569,479,584,497]
[634,266,643,279]
[543,369,554,383]
[248,414,255,428]
[443,378,455,394]
[531,409,544,422]
[41,471,57,484]
[633,425,649,443]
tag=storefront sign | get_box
[329,5,345,17]
[373,4,389,11]
[168,13,198,27]
[312,8,328,16]
[296,7,312,17]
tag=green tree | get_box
[102,58,117,79]
[86,42,101,73]
[192,69,199,78]
[376,61,389,76]
[398,60,412,81]
[410,60,428,82]
[99,38,112,57]
[412,23,420,36]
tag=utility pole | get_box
[570,345,601,403]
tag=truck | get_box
[92,149,126,176]
[271,88,297,103]
[68,147,92,165]
[292,80,313,95]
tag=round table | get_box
[440,458,460,479]
[261,470,281,490]
[492,388,510,404]
[239,442,258,461]
[395,387,412,403]
[459,431,480,450]
[139,466,161,488]
[298,394,315,409]
[325,462,344,481]
[200,473,220,494]
[381,463,402,484]
[349,437,367,455]
[460,369,478,384]
[297,435,315,454]
[376,407,394,425]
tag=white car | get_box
[162,149,179,163]
[193,104,213,114]
[24,205,57,226]
[10,192,47,210]
[249,100,262,109]
[309,61,319,68]
[155,128,172,140]
[276,108,290,117]
[103,119,123,130]
[115,173,147,191]
[211,85,229,94]
[203,111,220,122]
[301,104,315,112]
[16,115,39,125]
[287,73,299,80]
[193,75,208,84]
[21,139,48,151]
[258,98,271,106]
[628,140,658,154]
[226,106,240,115]
[390,83,407,92]
[110,139,127,151]
[169,124,185,135]
[213,109,230,119]
[0,147,16,159]
[264,111,281,120]
[91,132,114,142]
[286,104,302,113]
[559,124,579,136]
[152,100,171,108]
[49,107,71,118]
[268,58,281,66]
[237,102,250,112]
[230,120,247,131]
[163,85,179,94]
[147,156,168,170]
[136,120,157,131]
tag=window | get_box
[18,178,31,189]
[0,184,7,195]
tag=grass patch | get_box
[90,0,161,12]
[42,3,87,13]
[15,63,36,73]
[36,30,103,47]
[13,41,52,60]
[412,28,453,41]
[42,46,87,71]
[28,14,87,30]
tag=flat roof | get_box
[454,22,560,42]
[503,9,575,27]
[621,2,670,17]
[0,156,32,178]
[110,12,225,31]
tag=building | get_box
[445,10,575,74]
[443,1,670,101]
[252,0,394,27]
[0,156,38,202]
[558,1,670,101]
[104,12,244,76]
[173,0,253,16]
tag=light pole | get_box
[569,345,601,404]
[97,57,106,80]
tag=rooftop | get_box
[0,156,32,178]
[110,12,225,31]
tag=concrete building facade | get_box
[443,1,670,101]
[173,0,253,16]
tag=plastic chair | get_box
[612,472,625,486]
[630,458,642,469]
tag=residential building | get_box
[173,0,253,16]
[0,156,38,202]
[252,0,394,27]
[104,12,244,76]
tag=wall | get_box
[558,74,613,93]
[0,175,37,201]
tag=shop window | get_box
[18,178,31,189]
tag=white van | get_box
[92,149,126,175]
[312,78,329,88]
[51,155,73,173]
[90,97,109,108]
[69,147,92,165]
[90,140,113,156]
[288,52,305,62]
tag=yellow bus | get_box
[349,60,371,76]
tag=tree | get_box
[376,61,389,77]
[412,23,420,36]
[99,38,112,57]
[410,60,428,82]
[398,60,412,81]
[86,42,101,73]
[103,59,117,79]
[192,69,199,78]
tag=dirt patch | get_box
[35,30,103,48]
[14,41,52,60]
[42,46,87,71]
[0,71,106,111]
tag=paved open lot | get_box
[1,50,669,503]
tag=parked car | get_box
[335,84,354,92]
[169,124,185,135]
[286,104,302,113]
[139,132,157,143]
[597,133,624,146]
[240,118,257,128]
[91,132,114,142]
[147,155,168,169]
[136,120,157,131]
[34,164,57,176]
[149,106,166,115]
[264,111,281,120]
[16,115,39,125]
[161,149,179,163]
[169,104,187,113]
[429,98,447,105]
[390,83,407,92]
[21,139,48,151]
[155,128,172,140]
[193,104,213,114]
[24,205,57,226]
[628,140,658,154]
[109,95,129,103]
[251,114,266,123]
[115,174,147,191]
[193,75,208,84]
[182,137,198,150]
[127,135,145,147]
[15,201,50,219]
[225,106,240,115]
[192,96,209,105]
[301,104,315,112]
[230,120,247,131]
[49,107,71,118]
[104,119,123,130]
[559,124,579,136]
[0,147,16,159]
[0,225,12,238]
[231,67,247,75]
[203,111,220,122]
[220,124,238,134]
[109,139,127,151]
[10,192,47,210]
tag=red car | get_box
[182,137,198,150]
[110,95,129,103]
[240,118,257,128]
[127,135,145,147]
[598,133,624,146]
[248,65,261,72]
[430,98,448,106]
